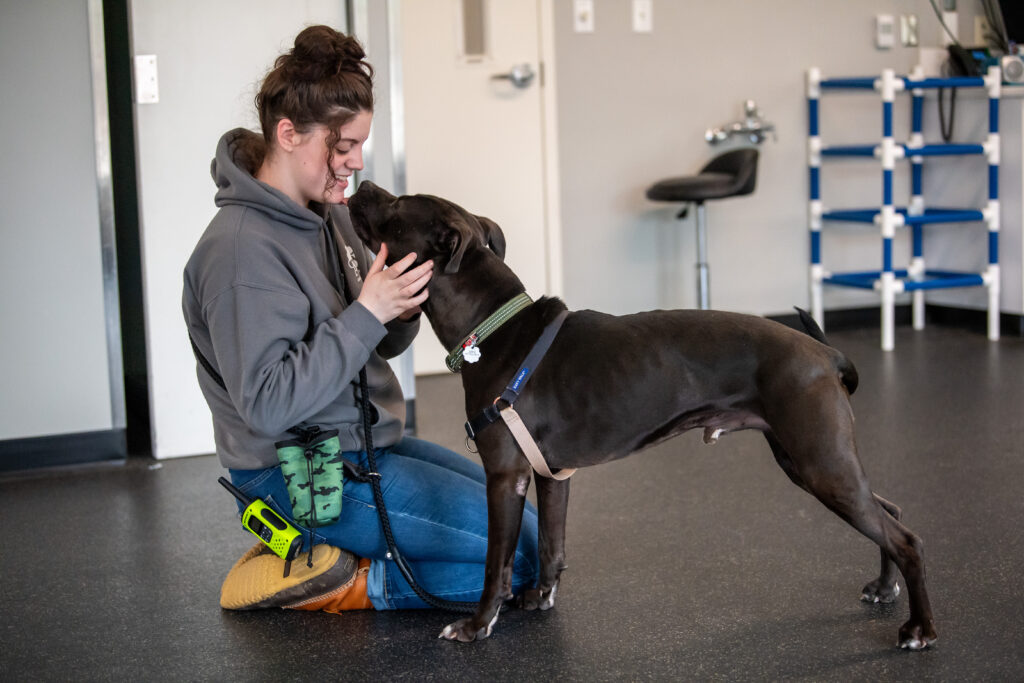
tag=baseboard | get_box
[768,304,1024,337]
[0,428,127,474]
[924,304,1024,337]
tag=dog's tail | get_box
[794,307,859,395]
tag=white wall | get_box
[131,0,347,458]
[551,0,1005,318]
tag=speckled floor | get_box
[3,324,1023,681]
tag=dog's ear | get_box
[439,221,475,274]
[475,215,506,261]
[438,213,506,274]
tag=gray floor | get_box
[3,324,1024,681]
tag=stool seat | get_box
[645,148,760,310]
[646,172,738,202]
[646,148,759,204]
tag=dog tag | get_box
[462,335,482,364]
[463,344,482,364]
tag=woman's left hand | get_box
[357,244,433,324]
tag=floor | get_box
[3,324,1023,681]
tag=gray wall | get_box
[0,0,117,440]
[551,0,991,317]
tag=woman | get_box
[183,25,538,612]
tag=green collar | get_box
[445,293,533,373]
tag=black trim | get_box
[103,0,151,457]
[768,304,1024,337]
[0,429,127,474]
[924,304,1024,337]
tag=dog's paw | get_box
[898,619,937,650]
[861,578,901,604]
[519,583,558,611]
[438,612,499,643]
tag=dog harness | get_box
[463,308,576,481]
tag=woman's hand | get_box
[357,244,433,324]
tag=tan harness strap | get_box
[499,407,576,481]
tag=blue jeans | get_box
[229,437,539,609]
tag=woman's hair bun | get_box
[285,25,372,82]
[256,25,374,144]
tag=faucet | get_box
[705,100,776,145]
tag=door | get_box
[400,0,554,375]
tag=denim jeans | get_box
[229,436,539,609]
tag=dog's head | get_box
[348,181,506,274]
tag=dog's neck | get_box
[421,250,527,351]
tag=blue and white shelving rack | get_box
[807,65,1001,350]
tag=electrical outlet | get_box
[901,15,919,47]
[574,0,594,33]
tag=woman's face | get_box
[292,110,372,206]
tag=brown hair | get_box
[255,25,374,194]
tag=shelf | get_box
[821,207,986,225]
[818,75,988,91]
[820,143,986,158]
[824,270,986,291]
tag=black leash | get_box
[357,368,477,613]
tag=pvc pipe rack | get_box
[807,66,1001,350]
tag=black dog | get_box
[348,182,936,649]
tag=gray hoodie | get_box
[183,128,416,470]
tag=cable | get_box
[929,0,961,47]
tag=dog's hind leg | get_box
[521,475,570,611]
[860,493,903,604]
[765,386,936,649]
[766,433,902,604]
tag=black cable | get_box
[938,86,956,142]
[358,368,478,613]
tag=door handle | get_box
[491,63,536,89]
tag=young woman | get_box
[183,25,538,612]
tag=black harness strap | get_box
[465,310,569,441]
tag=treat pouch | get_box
[275,427,344,527]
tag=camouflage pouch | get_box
[275,427,344,528]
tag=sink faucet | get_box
[705,100,776,145]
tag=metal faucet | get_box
[705,100,776,145]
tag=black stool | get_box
[646,148,759,309]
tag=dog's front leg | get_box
[440,467,528,642]
[521,475,569,611]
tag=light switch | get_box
[574,0,594,33]
[134,54,159,104]
[875,15,895,49]
[633,0,653,33]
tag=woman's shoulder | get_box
[188,206,318,296]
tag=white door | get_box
[400,0,555,375]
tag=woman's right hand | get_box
[357,244,433,324]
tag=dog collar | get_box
[445,293,533,373]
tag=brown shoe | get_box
[220,543,372,611]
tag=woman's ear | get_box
[275,118,299,152]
